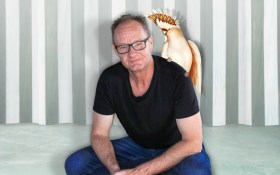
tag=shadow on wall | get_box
[82,17,115,125]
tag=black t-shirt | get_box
[93,55,199,149]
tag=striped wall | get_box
[0,0,279,126]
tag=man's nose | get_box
[128,46,137,56]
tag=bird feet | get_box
[167,57,172,62]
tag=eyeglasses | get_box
[114,36,150,54]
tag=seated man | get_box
[65,14,211,175]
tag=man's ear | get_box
[148,35,153,52]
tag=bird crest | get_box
[146,9,180,34]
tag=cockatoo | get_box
[147,9,202,95]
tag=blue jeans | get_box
[65,137,211,175]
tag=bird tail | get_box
[187,40,202,95]
[189,53,198,85]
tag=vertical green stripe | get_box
[19,0,32,123]
[200,0,213,126]
[252,0,265,126]
[278,0,280,125]
[0,0,6,123]
[72,0,86,124]
[45,0,59,124]
[151,0,164,55]
[226,0,238,124]
[98,0,112,72]
[126,0,138,13]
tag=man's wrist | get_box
[109,165,120,174]
[134,165,149,175]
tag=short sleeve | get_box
[173,75,199,119]
[93,73,115,115]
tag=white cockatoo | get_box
[147,9,202,95]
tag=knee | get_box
[65,152,87,175]
[170,151,212,175]
[190,163,212,175]
[189,153,212,175]
[64,147,107,175]
[170,164,211,175]
[65,154,79,175]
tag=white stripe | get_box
[5,0,20,124]
[138,0,152,13]
[58,0,73,123]
[187,0,201,42]
[264,0,279,125]
[32,0,46,125]
[164,0,175,12]
[138,0,152,29]
[85,0,99,124]
[112,0,126,64]
[238,0,252,125]
[212,0,226,126]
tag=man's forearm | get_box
[134,140,202,175]
[91,135,120,174]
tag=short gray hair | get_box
[111,14,151,44]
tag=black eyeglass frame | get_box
[114,35,151,54]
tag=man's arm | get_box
[91,111,120,174]
[116,112,203,175]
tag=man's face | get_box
[113,20,153,72]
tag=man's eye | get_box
[119,45,128,49]
[133,42,142,47]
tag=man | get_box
[65,14,211,175]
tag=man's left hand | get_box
[113,168,142,175]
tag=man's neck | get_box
[129,59,154,96]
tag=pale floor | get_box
[0,124,279,175]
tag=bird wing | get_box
[161,41,169,60]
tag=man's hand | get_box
[113,169,139,175]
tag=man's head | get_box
[111,14,154,73]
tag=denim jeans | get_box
[65,137,211,175]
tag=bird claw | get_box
[167,57,172,62]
